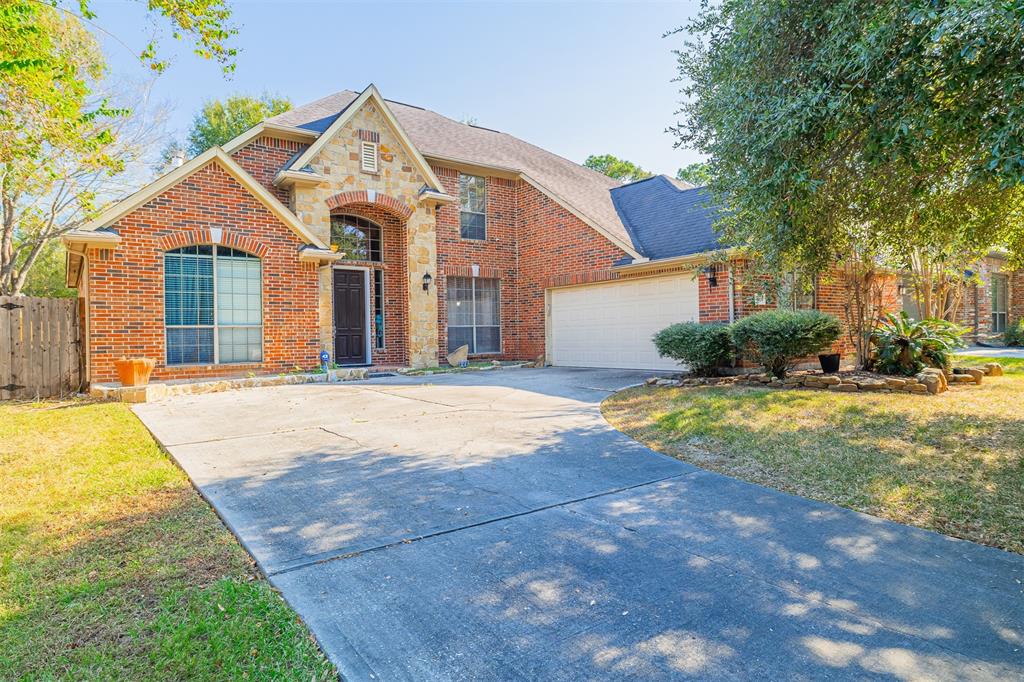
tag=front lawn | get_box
[0,400,336,680]
[602,356,1024,554]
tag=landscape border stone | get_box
[643,362,1003,397]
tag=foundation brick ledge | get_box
[90,367,369,403]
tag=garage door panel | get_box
[550,273,699,371]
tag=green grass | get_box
[603,357,1024,554]
[0,400,336,681]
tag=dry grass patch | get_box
[602,356,1024,554]
[0,400,336,680]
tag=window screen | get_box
[447,277,500,354]
[165,245,262,365]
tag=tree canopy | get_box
[186,94,291,156]
[675,162,710,186]
[583,154,652,183]
[672,0,1024,275]
[0,0,235,295]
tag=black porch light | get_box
[422,272,433,291]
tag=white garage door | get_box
[549,273,699,370]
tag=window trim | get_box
[446,276,501,355]
[163,244,264,367]
[360,140,379,173]
[458,173,487,241]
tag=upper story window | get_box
[164,245,262,366]
[331,214,382,262]
[458,173,486,240]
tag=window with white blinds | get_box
[447,277,500,354]
[360,141,378,173]
[164,245,262,365]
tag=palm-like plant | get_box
[871,312,968,376]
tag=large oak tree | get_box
[672,0,1024,321]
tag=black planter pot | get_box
[818,353,841,374]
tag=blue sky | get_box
[92,0,703,175]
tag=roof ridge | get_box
[375,96,617,184]
[611,174,664,191]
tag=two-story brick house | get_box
[63,85,1021,383]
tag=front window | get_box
[458,174,486,240]
[447,277,500,354]
[992,273,1009,332]
[778,272,815,310]
[164,245,262,365]
[331,214,382,262]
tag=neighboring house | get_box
[63,85,1023,383]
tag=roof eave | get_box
[222,122,321,155]
[273,169,328,188]
[298,246,346,264]
[612,247,741,273]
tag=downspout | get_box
[78,247,91,386]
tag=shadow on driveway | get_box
[134,367,1024,680]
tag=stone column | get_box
[407,206,438,367]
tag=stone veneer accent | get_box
[289,100,438,367]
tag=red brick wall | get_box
[329,203,410,367]
[956,257,1021,341]
[429,166,629,364]
[697,264,730,323]
[86,161,319,382]
[230,136,309,207]
[699,262,900,362]
[516,181,629,361]
[432,166,521,360]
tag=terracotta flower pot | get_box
[114,358,155,387]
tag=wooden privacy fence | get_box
[0,296,82,400]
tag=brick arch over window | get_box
[158,229,270,258]
[325,190,414,220]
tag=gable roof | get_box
[609,175,723,260]
[284,85,446,194]
[267,89,642,258]
[79,147,328,249]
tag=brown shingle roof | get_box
[267,90,637,253]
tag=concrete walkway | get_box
[958,345,1024,359]
[133,367,1024,680]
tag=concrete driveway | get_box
[134,367,1023,680]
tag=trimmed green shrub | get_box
[653,322,734,376]
[731,310,842,378]
[872,312,967,375]
[1005,319,1024,347]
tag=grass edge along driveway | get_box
[602,356,1024,555]
[0,400,336,681]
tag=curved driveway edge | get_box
[133,367,1024,680]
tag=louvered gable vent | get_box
[358,129,380,173]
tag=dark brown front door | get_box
[333,270,366,365]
